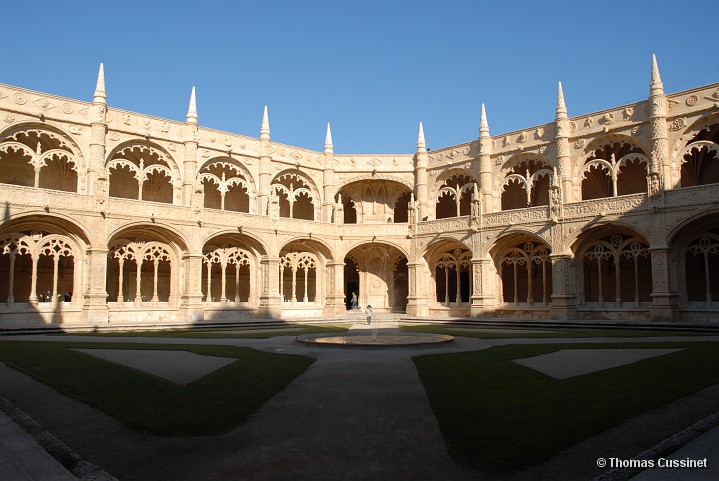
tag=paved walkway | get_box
[0,328,718,480]
[0,410,75,481]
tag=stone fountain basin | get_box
[294,332,454,348]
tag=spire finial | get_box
[324,122,333,153]
[260,105,270,140]
[417,122,426,152]
[556,81,567,119]
[650,54,664,96]
[93,63,106,103]
[186,86,197,123]
[479,103,490,137]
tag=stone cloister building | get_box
[1,56,718,328]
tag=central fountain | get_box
[294,320,454,348]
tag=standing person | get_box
[351,292,358,310]
[365,305,373,325]
[46,290,52,302]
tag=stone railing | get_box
[340,223,410,238]
[664,183,719,207]
[417,216,471,235]
[0,185,96,213]
[563,193,648,220]
[483,205,550,228]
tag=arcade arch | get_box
[574,227,652,306]
[106,226,185,306]
[201,233,264,305]
[335,180,411,224]
[271,171,318,221]
[678,122,719,187]
[425,240,472,308]
[580,140,649,200]
[492,234,553,306]
[198,158,254,213]
[344,243,408,312]
[0,125,82,193]
[106,143,180,204]
[500,157,552,211]
[435,173,475,219]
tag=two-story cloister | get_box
[1,56,718,329]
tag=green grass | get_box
[412,341,719,472]
[401,323,709,339]
[0,341,314,436]
[68,323,350,339]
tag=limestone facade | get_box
[1,56,718,328]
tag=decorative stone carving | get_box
[669,118,686,131]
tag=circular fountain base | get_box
[294,332,454,348]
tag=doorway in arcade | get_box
[344,244,408,313]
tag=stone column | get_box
[258,256,282,318]
[470,258,495,317]
[649,247,680,321]
[549,254,577,320]
[178,253,205,323]
[82,248,109,324]
[405,261,429,317]
[323,260,345,316]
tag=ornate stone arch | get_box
[576,136,650,200]
[423,239,473,307]
[106,141,182,204]
[107,236,179,305]
[335,173,414,193]
[334,178,412,224]
[0,230,81,304]
[673,118,719,188]
[0,123,86,193]
[572,227,651,307]
[432,169,479,220]
[198,156,256,213]
[497,153,553,211]
[271,169,321,221]
[490,233,552,306]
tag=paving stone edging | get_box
[592,409,719,481]
[0,396,117,481]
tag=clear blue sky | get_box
[3,0,717,154]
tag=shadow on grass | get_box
[0,341,314,436]
[412,340,719,472]
[400,324,710,339]
[64,323,351,339]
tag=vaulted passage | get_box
[344,244,408,312]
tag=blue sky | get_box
[3,0,717,154]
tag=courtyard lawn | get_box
[0,341,314,436]
[401,323,710,339]
[70,323,351,339]
[412,341,719,472]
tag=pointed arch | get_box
[0,123,85,193]
[106,142,181,204]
